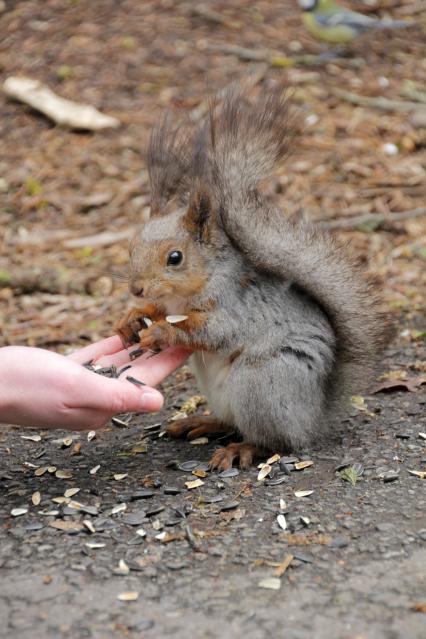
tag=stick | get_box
[318,207,426,231]
[332,88,424,113]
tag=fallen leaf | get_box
[371,375,426,394]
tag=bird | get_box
[298,0,411,45]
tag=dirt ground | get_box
[0,1,425,638]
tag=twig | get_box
[318,207,426,231]
[192,4,240,29]
[332,88,424,113]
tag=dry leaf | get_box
[371,375,426,394]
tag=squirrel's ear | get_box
[183,189,212,242]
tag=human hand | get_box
[0,336,189,430]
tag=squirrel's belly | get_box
[189,352,234,424]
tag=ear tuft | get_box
[184,188,212,242]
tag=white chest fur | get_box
[189,352,234,424]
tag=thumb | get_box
[97,376,164,414]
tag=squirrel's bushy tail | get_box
[196,87,388,404]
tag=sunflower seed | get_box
[52,497,70,504]
[258,578,281,590]
[21,434,41,442]
[144,423,162,432]
[135,528,147,538]
[165,315,188,324]
[185,479,204,489]
[114,473,128,481]
[300,516,310,526]
[123,511,147,526]
[111,417,129,428]
[126,375,146,387]
[203,494,223,504]
[419,432,426,440]
[266,476,289,486]
[48,466,57,473]
[116,559,130,575]
[89,465,100,475]
[64,487,80,498]
[31,491,41,506]
[55,470,73,479]
[277,514,287,530]
[117,591,139,602]
[163,486,181,495]
[294,490,314,498]
[127,489,155,500]
[219,501,240,512]
[87,431,96,441]
[62,437,73,447]
[11,507,28,517]
[279,499,287,510]
[34,467,48,477]
[257,464,272,481]
[190,437,209,445]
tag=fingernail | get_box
[140,388,163,410]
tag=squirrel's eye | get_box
[167,250,183,266]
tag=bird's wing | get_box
[315,10,376,32]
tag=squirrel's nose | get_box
[130,282,144,297]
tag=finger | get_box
[75,370,164,414]
[68,336,124,364]
[128,347,190,386]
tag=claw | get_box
[209,442,259,471]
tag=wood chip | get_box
[257,464,272,481]
[185,479,204,489]
[3,76,120,130]
[190,437,209,445]
[117,591,139,602]
[274,553,293,577]
[55,470,73,479]
[277,514,287,530]
[294,490,314,498]
[114,473,128,481]
[20,434,41,442]
[258,577,281,590]
[64,488,80,498]
[294,460,314,470]
[31,491,41,506]
[165,315,188,324]
[11,507,28,517]
[90,464,100,475]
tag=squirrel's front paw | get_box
[115,304,158,347]
[139,320,173,352]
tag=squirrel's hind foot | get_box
[209,442,260,471]
[166,416,232,440]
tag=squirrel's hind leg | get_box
[209,442,262,471]
[166,415,232,440]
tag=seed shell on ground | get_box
[117,591,139,602]
[277,514,287,530]
[111,503,127,514]
[62,437,73,447]
[55,470,73,479]
[34,467,48,477]
[21,435,41,442]
[64,488,80,498]
[85,542,105,549]
[83,520,96,533]
[31,491,41,506]
[294,460,314,470]
[294,490,314,498]
[419,432,426,440]
[266,453,281,465]
[114,473,128,481]
[257,464,272,481]
[87,431,96,441]
[218,467,239,478]
[258,578,281,590]
[90,464,100,475]
[185,479,204,489]
[11,507,28,517]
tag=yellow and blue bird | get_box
[298,0,411,44]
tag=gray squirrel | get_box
[116,87,387,470]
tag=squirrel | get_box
[116,86,388,471]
